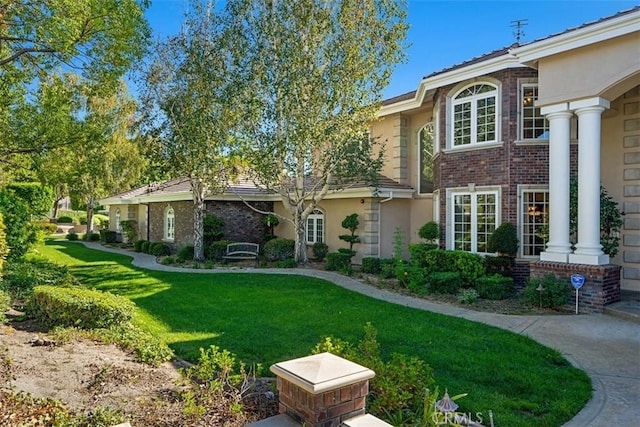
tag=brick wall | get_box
[530,261,621,313]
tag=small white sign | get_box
[571,274,585,290]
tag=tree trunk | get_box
[293,206,308,263]
[86,198,95,236]
[52,198,61,220]
[192,179,207,262]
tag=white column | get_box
[569,97,610,265]
[539,104,573,263]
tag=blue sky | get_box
[144,0,639,99]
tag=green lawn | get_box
[38,241,591,427]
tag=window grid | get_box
[306,209,324,244]
[452,84,497,147]
[452,191,498,254]
[165,207,175,240]
[418,123,435,194]
[521,191,549,256]
[521,85,548,139]
[115,209,121,232]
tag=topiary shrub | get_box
[408,243,438,267]
[525,274,571,309]
[424,250,484,287]
[338,213,360,256]
[487,222,518,257]
[361,257,381,274]
[484,255,516,277]
[177,245,195,262]
[476,274,514,300]
[263,238,295,261]
[134,239,147,252]
[427,271,461,294]
[141,241,151,254]
[207,240,234,261]
[66,232,78,241]
[57,215,74,224]
[326,252,352,271]
[88,232,101,241]
[103,230,117,244]
[29,285,135,329]
[151,243,171,256]
[33,222,59,235]
[312,242,329,261]
[418,221,439,243]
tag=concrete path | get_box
[79,242,640,426]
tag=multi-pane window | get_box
[452,191,498,253]
[115,208,121,232]
[165,206,175,240]
[306,209,324,244]
[418,123,434,194]
[452,84,497,146]
[521,190,549,256]
[521,85,548,139]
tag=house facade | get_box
[101,7,639,295]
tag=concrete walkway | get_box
[80,242,640,426]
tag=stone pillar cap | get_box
[270,352,375,394]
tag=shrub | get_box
[361,257,381,274]
[476,274,514,300]
[326,252,352,271]
[312,242,329,261]
[207,240,234,261]
[92,324,174,366]
[204,215,225,244]
[177,245,195,262]
[141,241,151,254]
[32,221,58,235]
[525,274,571,309]
[484,255,515,277]
[487,222,518,256]
[0,290,10,323]
[408,243,438,267]
[275,258,298,268]
[57,215,74,224]
[263,238,295,261]
[2,258,78,298]
[29,285,135,329]
[338,213,360,255]
[380,258,397,279]
[134,239,147,252]
[0,189,38,260]
[87,232,100,241]
[457,289,479,304]
[424,250,484,287]
[66,232,78,241]
[427,271,461,294]
[418,221,439,242]
[0,213,7,274]
[151,242,171,256]
[396,263,427,294]
[103,230,117,244]
[160,256,175,265]
[120,220,138,242]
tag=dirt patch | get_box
[0,319,277,426]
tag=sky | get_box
[143,0,639,99]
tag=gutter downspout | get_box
[378,192,394,258]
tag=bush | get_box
[207,240,234,261]
[29,285,135,329]
[91,324,174,366]
[275,258,298,268]
[0,189,38,260]
[0,290,10,323]
[525,274,571,309]
[427,271,461,294]
[408,243,438,267]
[457,289,479,304]
[484,255,515,277]
[418,221,439,242]
[362,257,381,274]
[476,274,514,300]
[120,220,138,242]
[66,232,78,241]
[103,230,117,244]
[0,213,7,274]
[326,252,352,271]
[32,221,58,235]
[151,242,171,256]
[87,232,100,241]
[380,258,397,279]
[57,215,74,224]
[396,263,427,294]
[134,239,147,252]
[487,222,518,257]
[141,241,151,254]
[424,250,484,287]
[312,242,329,261]
[2,258,78,298]
[204,215,225,244]
[263,238,295,261]
[160,256,175,265]
[177,245,195,262]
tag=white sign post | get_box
[571,274,585,314]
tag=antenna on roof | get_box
[510,19,528,44]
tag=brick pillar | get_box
[270,353,375,427]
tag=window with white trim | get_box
[164,206,175,241]
[115,208,121,232]
[306,209,324,244]
[451,190,498,253]
[520,84,548,139]
[452,83,497,147]
[418,123,434,194]
[521,189,549,257]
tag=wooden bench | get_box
[223,242,259,265]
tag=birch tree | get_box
[230,0,408,262]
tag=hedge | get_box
[263,238,295,261]
[476,274,514,300]
[361,257,381,274]
[326,252,352,271]
[207,240,235,261]
[408,243,438,267]
[427,271,461,294]
[424,250,484,287]
[29,285,134,329]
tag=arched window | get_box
[115,208,121,232]
[164,206,175,241]
[418,123,434,194]
[451,83,498,147]
[306,209,324,244]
